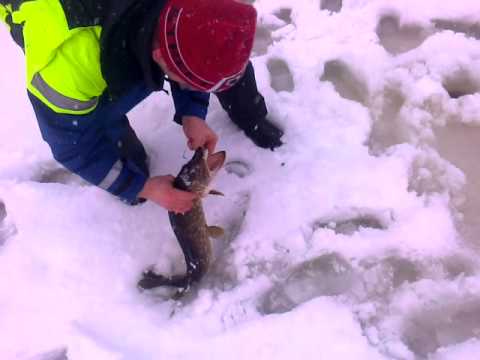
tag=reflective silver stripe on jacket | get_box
[98,160,123,190]
[31,73,99,112]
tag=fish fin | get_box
[207,151,226,172]
[209,189,225,196]
[138,270,190,290]
[207,225,225,238]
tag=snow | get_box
[1,0,480,359]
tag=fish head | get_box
[176,148,226,194]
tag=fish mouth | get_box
[192,147,226,182]
[192,147,207,162]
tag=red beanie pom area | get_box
[154,0,257,92]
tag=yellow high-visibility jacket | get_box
[0,0,167,114]
[1,0,212,203]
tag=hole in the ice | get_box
[259,253,355,314]
[274,8,292,25]
[320,60,369,105]
[402,300,480,357]
[433,19,480,40]
[253,26,273,56]
[442,70,480,99]
[225,160,252,178]
[376,15,431,55]
[320,0,342,13]
[267,58,295,93]
[368,86,408,155]
[313,214,386,235]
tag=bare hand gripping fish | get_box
[138,148,226,291]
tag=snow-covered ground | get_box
[1,0,480,359]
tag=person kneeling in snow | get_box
[0,0,283,212]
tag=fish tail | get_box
[138,270,191,290]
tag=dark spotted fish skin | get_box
[138,148,225,291]
[168,199,211,285]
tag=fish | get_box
[138,148,226,292]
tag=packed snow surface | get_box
[1,0,480,359]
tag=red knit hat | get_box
[154,0,257,92]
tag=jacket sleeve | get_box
[0,3,25,48]
[0,5,8,24]
[170,82,210,124]
[28,91,148,204]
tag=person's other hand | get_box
[182,116,218,154]
[138,175,197,213]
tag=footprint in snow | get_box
[33,162,87,186]
[440,253,478,279]
[320,0,342,13]
[350,251,480,360]
[358,253,477,301]
[0,200,17,248]
[274,8,293,26]
[320,59,369,105]
[252,25,273,56]
[312,213,388,235]
[434,19,480,40]
[368,85,409,155]
[442,68,480,99]
[28,348,68,360]
[401,298,480,358]
[376,14,433,55]
[0,201,7,247]
[267,58,295,93]
[259,253,357,314]
[224,160,252,179]
[358,256,423,299]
